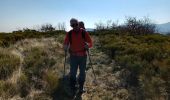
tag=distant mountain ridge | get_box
[156,22,170,34]
[86,28,95,32]
[85,22,170,34]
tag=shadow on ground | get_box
[52,75,83,100]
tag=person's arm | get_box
[85,32,93,48]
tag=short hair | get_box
[79,21,85,29]
[70,18,78,24]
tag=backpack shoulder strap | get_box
[68,30,72,44]
[81,29,86,41]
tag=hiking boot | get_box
[78,81,85,94]
[78,85,86,94]
[78,88,86,94]
[67,88,76,97]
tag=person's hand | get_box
[64,45,68,52]
[84,43,89,51]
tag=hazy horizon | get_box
[0,0,170,32]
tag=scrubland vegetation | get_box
[98,33,170,99]
[0,17,169,100]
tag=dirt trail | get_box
[80,36,130,100]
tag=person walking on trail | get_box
[63,18,93,94]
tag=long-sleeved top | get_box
[64,28,93,56]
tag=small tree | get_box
[106,20,112,29]
[23,28,37,33]
[125,17,156,35]
[56,22,66,31]
[111,20,119,30]
[95,22,106,31]
[41,24,55,32]
[95,20,120,31]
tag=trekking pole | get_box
[63,51,67,78]
[86,49,97,82]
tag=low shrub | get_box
[17,73,30,97]
[99,32,170,98]
[42,70,59,95]
[23,47,56,78]
[0,48,20,79]
[0,81,18,99]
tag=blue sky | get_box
[0,0,170,32]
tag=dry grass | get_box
[0,48,20,80]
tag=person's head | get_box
[79,21,85,29]
[70,18,79,31]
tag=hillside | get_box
[0,36,129,100]
[157,22,170,34]
[0,31,170,100]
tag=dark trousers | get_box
[70,55,87,90]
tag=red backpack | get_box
[68,29,86,44]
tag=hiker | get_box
[79,21,85,29]
[64,18,93,94]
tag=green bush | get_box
[139,47,162,62]
[0,81,18,98]
[99,32,170,98]
[139,75,167,99]
[0,48,20,79]
[0,30,65,47]
[23,47,56,78]
[17,74,30,97]
[141,34,168,43]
